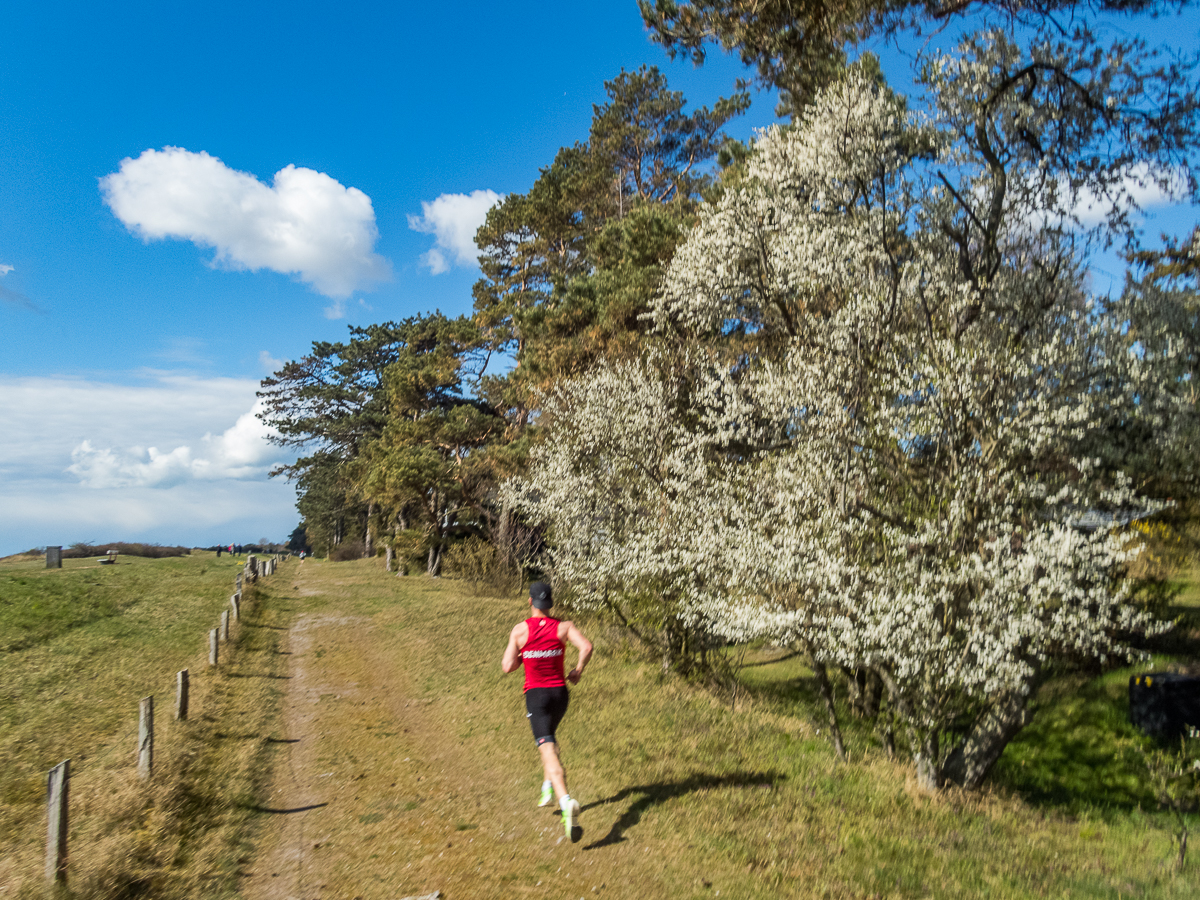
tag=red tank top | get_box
[521,616,566,691]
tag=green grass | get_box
[5,552,1200,898]
[234,558,1200,899]
[0,551,291,899]
[991,666,1161,812]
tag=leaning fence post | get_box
[137,697,153,780]
[220,610,230,642]
[209,629,219,666]
[176,669,189,720]
[45,759,69,884]
[230,593,240,621]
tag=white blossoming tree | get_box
[507,32,1199,790]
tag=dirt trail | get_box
[240,562,630,900]
[239,609,369,900]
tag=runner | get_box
[500,581,593,842]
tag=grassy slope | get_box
[4,552,1197,898]
[0,552,288,899]
[245,559,1198,900]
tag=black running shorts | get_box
[525,685,569,745]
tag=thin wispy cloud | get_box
[100,147,392,302]
[1070,164,1189,226]
[259,350,283,373]
[0,265,42,313]
[154,336,211,366]
[408,189,502,274]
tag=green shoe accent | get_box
[563,798,580,841]
[538,782,554,807]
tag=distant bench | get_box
[98,550,118,565]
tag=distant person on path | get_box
[216,546,222,557]
[501,581,593,842]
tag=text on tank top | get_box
[522,616,566,691]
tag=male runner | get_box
[500,581,593,842]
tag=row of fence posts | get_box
[43,553,284,887]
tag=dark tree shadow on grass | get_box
[581,770,784,850]
[739,650,801,669]
[243,802,328,815]
[990,672,1162,812]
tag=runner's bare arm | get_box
[500,622,527,674]
[562,621,593,684]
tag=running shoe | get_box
[538,782,554,807]
[562,797,581,842]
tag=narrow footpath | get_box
[239,559,661,900]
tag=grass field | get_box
[2,552,1198,898]
[0,551,288,899]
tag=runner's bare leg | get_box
[538,741,568,800]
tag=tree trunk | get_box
[942,693,1031,789]
[882,711,896,761]
[427,543,443,577]
[863,670,883,718]
[915,731,941,791]
[841,665,865,716]
[840,666,880,719]
[812,661,847,761]
[364,502,375,558]
[496,497,514,568]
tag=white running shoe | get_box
[538,782,554,807]
[562,797,581,842]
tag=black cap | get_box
[530,581,553,610]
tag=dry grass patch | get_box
[236,560,1200,899]
[0,553,292,899]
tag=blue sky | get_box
[0,1,1196,555]
[0,0,786,555]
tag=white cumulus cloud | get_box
[67,399,281,488]
[100,147,391,299]
[1058,163,1188,226]
[0,374,297,555]
[408,189,502,274]
[0,264,13,275]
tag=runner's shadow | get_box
[582,771,783,850]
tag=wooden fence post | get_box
[230,593,240,621]
[45,759,69,885]
[220,610,230,642]
[137,697,153,780]
[209,629,219,666]
[176,669,189,721]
